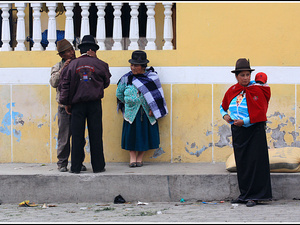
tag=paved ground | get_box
[0,199,300,223]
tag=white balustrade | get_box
[128,3,140,50]
[31,3,43,51]
[96,3,106,50]
[79,2,90,39]
[163,3,174,50]
[112,3,123,50]
[15,3,27,51]
[46,2,57,51]
[145,3,157,50]
[0,2,175,52]
[0,3,12,51]
[64,3,75,46]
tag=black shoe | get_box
[94,168,106,173]
[136,162,143,167]
[69,170,80,174]
[58,167,68,172]
[81,165,87,171]
[231,199,247,204]
[129,162,136,168]
[246,200,257,207]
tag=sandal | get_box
[129,162,136,168]
[136,162,143,167]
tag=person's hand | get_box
[87,49,97,58]
[233,119,244,127]
[223,114,233,124]
[149,110,154,117]
[62,59,72,69]
[65,105,72,115]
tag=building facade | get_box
[0,2,299,164]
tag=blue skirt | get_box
[122,107,160,151]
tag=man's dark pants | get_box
[57,106,71,168]
[70,100,105,173]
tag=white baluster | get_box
[128,3,139,50]
[145,3,157,50]
[79,3,90,38]
[163,3,174,50]
[63,3,74,45]
[112,3,123,50]
[96,3,106,50]
[0,3,12,51]
[31,3,43,51]
[15,3,27,51]
[46,2,57,51]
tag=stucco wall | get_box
[0,2,300,164]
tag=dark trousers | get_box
[57,106,71,168]
[70,100,105,173]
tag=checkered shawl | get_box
[117,67,168,120]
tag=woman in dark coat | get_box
[220,58,272,207]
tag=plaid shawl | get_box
[117,67,168,120]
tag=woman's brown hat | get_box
[231,58,255,73]
[56,39,73,54]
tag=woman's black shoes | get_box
[231,199,247,204]
[129,162,137,168]
[246,200,257,207]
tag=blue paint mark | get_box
[0,103,23,142]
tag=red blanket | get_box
[221,83,271,124]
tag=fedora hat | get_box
[78,35,99,50]
[231,58,255,73]
[128,50,149,64]
[56,39,73,54]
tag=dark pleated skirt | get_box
[231,122,272,201]
[122,107,160,151]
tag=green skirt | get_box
[122,107,160,151]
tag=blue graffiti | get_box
[0,103,23,142]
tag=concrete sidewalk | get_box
[0,162,300,204]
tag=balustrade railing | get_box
[0,2,176,51]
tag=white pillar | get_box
[0,3,12,51]
[46,2,57,51]
[96,3,106,50]
[79,2,90,38]
[111,3,123,50]
[63,3,74,46]
[31,3,43,51]
[163,3,174,50]
[128,3,139,50]
[145,3,157,50]
[15,3,27,51]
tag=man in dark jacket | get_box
[59,35,111,173]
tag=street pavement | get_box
[0,199,300,223]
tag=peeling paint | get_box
[151,147,165,158]
[215,124,232,148]
[38,124,44,128]
[0,103,23,142]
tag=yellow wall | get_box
[1,2,300,164]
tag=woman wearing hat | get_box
[220,58,272,207]
[116,50,168,167]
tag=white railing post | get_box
[31,3,43,51]
[79,2,90,39]
[111,3,123,50]
[63,3,74,46]
[145,3,157,50]
[15,3,27,51]
[0,3,12,51]
[128,3,140,50]
[162,2,174,50]
[46,2,57,51]
[96,2,106,50]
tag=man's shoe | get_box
[58,167,68,172]
[69,170,80,174]
[94,168,106,173]
[246,200,257,207]
[81,165,87,171]
[231,199,247,204]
